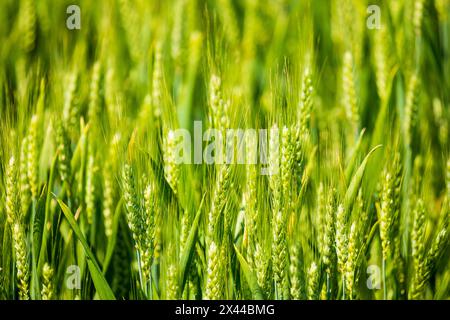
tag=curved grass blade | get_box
[37,153,58,274]
[57,199,116,300]
[345,128,366,185]
[178,194,206,297]
[234,245,264,300]
[343,145,382,220]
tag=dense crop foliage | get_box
[0,0,449,300]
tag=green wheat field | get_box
[0,0,449,300]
